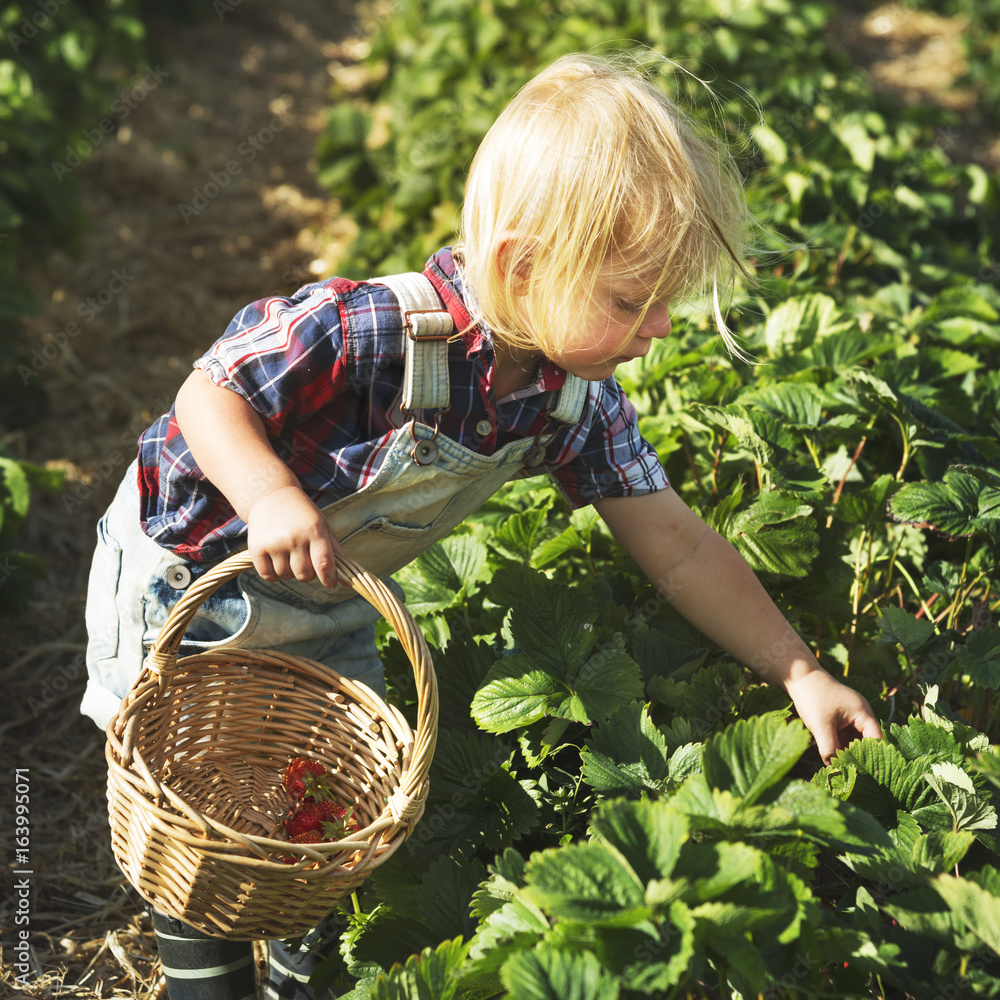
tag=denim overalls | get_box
[82,272,587,730]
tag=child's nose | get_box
[641,303,671,339]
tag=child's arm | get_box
[594,489,882,763]
[174,368,342,587]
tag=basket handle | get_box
[145,551,393,668]
[142,549,438,829]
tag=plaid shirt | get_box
[137,248,669,562]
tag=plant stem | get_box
[947,537,974,633]
[683,432,704,493]
[846,528,868,676]
[892,559,939,627]
[831,435,867,505]
[712,432,726,496]
[893,416,912,479]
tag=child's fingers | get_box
[855,711,884,741]
[310,535,338,589]
[252,550,280,582]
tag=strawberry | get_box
[284,802,325,839]
[279,829,324,865]
[283,757,327,800]
[312,799,360,838]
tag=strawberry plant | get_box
[305,0,1000,995]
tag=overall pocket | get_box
[84,515,123,663]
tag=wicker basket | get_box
[105,550,438,940]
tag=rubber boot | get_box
[148,907,257,1000]
[263,911,345,1000]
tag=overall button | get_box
[164,564,192,589]
[412,440,439,465]
[525,444,547,467]
[475,419,492,437]
[367,517,388,531]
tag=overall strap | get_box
[370,272,453,413]
[549,373,588,425]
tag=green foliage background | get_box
[0,0,204,612]
[306,1,1000,997]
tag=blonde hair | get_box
[458,52,754,359]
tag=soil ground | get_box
[0,2,994,997]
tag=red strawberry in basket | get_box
[316,799,360,836]
[280,829,324,865]
[285,802,325,839]
[283,757,328,800]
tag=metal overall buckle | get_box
[524,414,553,468]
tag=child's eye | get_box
[614,297,643,315]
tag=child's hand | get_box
[785,668,883,765]
[245,485,344,589]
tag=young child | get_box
[83,52,882,1000]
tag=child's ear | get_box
[494,238,534,296]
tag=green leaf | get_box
[953,628,1000,690]
[833,114,877,172]
[611,902,696,992]
[741,381,823,428]
[500,946,620,1000]
[921,685,991,752]
[524,844,646,924]
[490,501,556,563]
[432,638,498,731]
[508,583,597,675]
[580,702,675,794]
[890,716,964,762]
[715,491,820,577]
[394,535,488,615]
[0,456,31,523]
[701,715,811,806]
[924,761,998,832]
[934,873,1000,958]
[471,654,564,732]
[416,853,487,941]
[751,123,788,166]
[882,886,980,952]
[889,467,1000,542]
[588,799,689,886]
[769,780,893,852]
[470,849,527,921]
[371,938,469,1000]
[826,739,944,825]
[833,474,901,526]
[570,648,645,723]
[414,730,539,862]
[877,605,936,657]
[486,563,547,607]
[675,840,764,903]
[843,812,972,891]
[763,293,852,354]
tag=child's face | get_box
[539,268,672,381]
